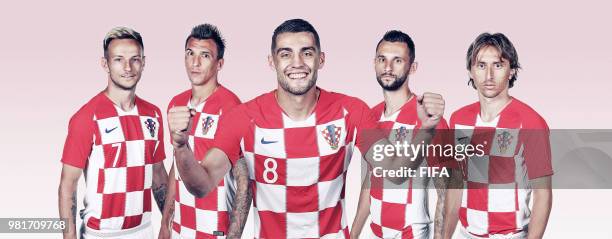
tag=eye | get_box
[394,59,403,64]
[494,63,503,68]
[376,57,385,63]
[303,51,313,57]
[477,63,485,69]
[113,58,122,62]
[279,52,290,58]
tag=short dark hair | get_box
[271,19,320,53]
[103,27,144,58]
[185,24,226,59]
[466,32,521,88]
[376,30,416,64]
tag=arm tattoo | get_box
[228,159,252,238]
[153,184,168,212]
[433,173,450,239]
[71,191,77,226]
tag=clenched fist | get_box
[416,92,445,130]
[168,106,196,148]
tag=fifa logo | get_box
[395,126,408,142]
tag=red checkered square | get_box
[466,181,489,211]
[488,156,516,184]
[380,201,406,229]
[284,127,319,158]
[125,166,144,192]
[257,211,286,238]
[101,193,126,218]
[286,185,319,212]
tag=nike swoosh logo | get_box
[457,136,469,142]
[105,126,118,134]
[260,138,278,144]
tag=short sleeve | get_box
[346,98,385,154]
[152,110,166,163]
[61,110,95,168]
[212,106,250,165]
[521,121,553,179]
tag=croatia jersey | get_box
[450,98,553,237]
[168,86,241,238]
[61,92,165,232]
[368,97,450,239]
[212,88,381,238]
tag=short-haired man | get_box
[169,19,445,238]
[58,27,168,238]
[443,33,553,239]
[158,24,251,239]
[351,30,453,239]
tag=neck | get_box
[276,86,319,121]
[478,90,512,122]
[105,79,136,111]
[383,85,413,116]
[191,77,219,106]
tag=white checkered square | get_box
[487,184,517,212]
[102,167,127,194]
[286,157,320,186]
[179,226,196,238]
[317,176,344,210]
[217,183,228,211]
[254,126,286,158]
[370,196,382,225]
[466,208,489,235]
[173,201,181,223]
[467,155,490,184]
[286,212,319,238]
[178,181,196,207]
[381,180,410,204]
[97,117,124,144]
[124,191,144,216]
[255,182,286,213]
[144,164,152,188]
[126,140,145,167]
[194,113,219,139]
[316,118,347,156]
[490,128,520,157]
[195,209,218,233]
[283,112,316,128]
[382,226,402,239]
[99,217,124,230]
[454,124,475,145]
[139,116,159,140]
[243,151,256,180]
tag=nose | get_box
[193,55,202,67]
[291,53,305,68]
[384,60,392,73]
[123,60,131,72]
[486,66,494,80]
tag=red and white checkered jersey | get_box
[368,98,450,239]
[168,86,241,238]
[450,99,553,237]
[212,88,381,238]
[61,92,166,231]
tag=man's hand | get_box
[168,106,195,148]
[158,225,171,239]
[417,92,445,130]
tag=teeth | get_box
[288,73,307,79]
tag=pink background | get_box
[1,0,611,238]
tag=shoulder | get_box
[168,89,191,109]
[136,96,163,117]
[508,98,548,129]
[450,102,479,125]
[217,85,242,106]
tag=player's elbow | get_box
[184,182,210,198]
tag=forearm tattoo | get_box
[153,184,168,212]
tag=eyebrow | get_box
[301,47,316,52]
[275,47,292,54]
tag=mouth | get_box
[121,74,136,79]
[286,72,308,80]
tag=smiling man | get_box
[169,19,446,238]
[443,33,553,239]
[58,27,168,239]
